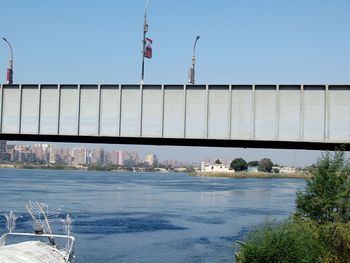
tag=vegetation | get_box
[295,151,350,223]
[237,220,325,263]
[192,171,309,179]
[237,150,350,262]
[214,159,222,164]
[248,160,259,167]
[258,158,273,173]
[230,158,248,172]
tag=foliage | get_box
[258,158,273,173]
[237,150,350,262]
[317,222,350,262]
[272,167,280,173]
[230,158,248,172]
[295,151,350,223]
[237,220,325,263]
[214,159,222,164]
[248,161,259,167]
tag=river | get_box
[0,169,305,262]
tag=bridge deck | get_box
[0,84,349,150]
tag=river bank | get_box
[191,171,311,179]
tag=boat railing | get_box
[0,232,75,259]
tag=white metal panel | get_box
[100,88,119,136]
[208,89,230,139]
[303,90,325,141]
[142,89,162,137]
[0,86,2,128]
[163,89,184,138]
[186,89,206,138]
[328,90,350,142]
[231,90,253,139]
[79,88,98,136]
[21,88,39,134]
[255,90,276,140]
[40,88,58,134]
[59,88,79,135]
[279,90,300,141]
[120,88,140,137]
[2,88,20,133]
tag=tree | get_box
[295,151,350,223]
[248,160,259,167]
[230,158,248,172]
[258,158,273,173]
[214,159,222,164]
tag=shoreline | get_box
[191,171,310,179]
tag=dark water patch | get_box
[185,215,226,225]
[198,237,210,244]
[230,207,288,216]
[74,214,187,234]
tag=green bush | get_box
[237,220,325,263]
[230,158,248,172]
[295,151,350,223]
[258,158,273,173]
[317,222,350,263]
[236,150,350,262]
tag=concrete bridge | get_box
[0,84,349,150]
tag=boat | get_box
[0,201,75,263]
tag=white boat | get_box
[0,202,75,263]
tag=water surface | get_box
[0,169,305,262]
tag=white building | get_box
[279,166,298,174]
[201,162,234,172]
[145,153,157,166]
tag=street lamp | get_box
[141,0,151,85]
[2,37,13,84]
[188,35,200,85]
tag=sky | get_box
[1,0,349,166]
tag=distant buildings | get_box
[145,153,157,166]
[90,148,104,164]
[107,150,119,165]
[71,147,87,165]
[0,140,7,160]
[201,162,233,172]
[0,140,201,170]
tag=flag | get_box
[144,38,152,59]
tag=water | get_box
[0,169,305,262]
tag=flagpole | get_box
[141,0,151,85]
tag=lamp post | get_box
[141,0,151,85]
[2,37,13,84]
[188,35,200,85]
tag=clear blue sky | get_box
[1,0,349,166]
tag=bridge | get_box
[0,84,349,150]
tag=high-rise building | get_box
[71,147,87,165]
[145,153,157,166]
[33,144,52,163]
[54,147,70,164]
[0,141,7,160]
[90,148,105,164]
[107,150,119,165]
[13,144,34,163]
[118,150,126,166]
[129,151,141,165]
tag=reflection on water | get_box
[0,169,305,263]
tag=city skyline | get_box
[8,140,324,167]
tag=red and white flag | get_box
[144,38,152,59]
